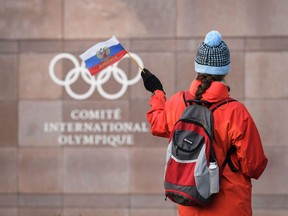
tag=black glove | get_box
[141,68,164,93]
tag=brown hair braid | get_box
[194,74,226,100]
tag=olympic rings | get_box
[49,53,144,100]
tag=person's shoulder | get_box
[228,98,247,109]
[167,91,185,103]
[221,98,251,116]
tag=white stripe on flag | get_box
[79,35,120,61]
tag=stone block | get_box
[19,148,62,193]
[0,55,18,100]
[129,52,175,99]
[18,208,62,216]
[177,0,288,37]
[225,38,245,51]
[175,52,197,92]
[131,39,176,52]
[226,52,245,98]
[251,147,288,194]
[19,53,63,99]
[19,194,62,207]
[134,132,167,148]
[63,147,130,193]
[0,208,17,216]
[0,148,17,193]
[245,38,288,51]
[128,99,165,147]
[64,0,174,38]
[19,101,62,146]
[253,210,288,216]
[19,41,63,53]
[176,39,202,52]
[176,38,244,52]
[63,208,129,216]
[130,195,175,208]
[0,194,17,207]
[245,100,288,147]
[130,147,167,194]
[0,41,18,53]
[245,52,288,98]
[128,99,150,122]
[63,194,129,208]
[64,39,130,53]
[252,194,288,210]
[0,0,62,39]
[0,101,18,146]
[130,208,175,216]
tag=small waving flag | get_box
[80,36,127,75]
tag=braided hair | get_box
[194,74,228,100]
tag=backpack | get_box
[164,91,237,207]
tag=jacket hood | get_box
[189,80,230,103]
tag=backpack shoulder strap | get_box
[209,97,237,113]
[209,97,239,173]
[222,145,240,173]
[182,90,190,107]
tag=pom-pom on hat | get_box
[195,30,230,75]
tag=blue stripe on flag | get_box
[84,43,125,69]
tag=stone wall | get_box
[0,0,287,215]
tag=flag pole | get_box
[126,52,144,72]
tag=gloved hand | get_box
[141,68,164,93]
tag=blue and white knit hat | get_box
[195,30,230,75]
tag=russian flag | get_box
[80,36,127,75]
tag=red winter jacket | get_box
[146,80,268,216]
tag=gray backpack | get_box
[164,91,237,206]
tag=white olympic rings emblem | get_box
[49,53,144,100]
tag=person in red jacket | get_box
[141,30,268,216]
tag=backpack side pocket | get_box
[194,145,210,199]
[209,162,219,194]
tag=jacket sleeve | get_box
[146,90,170,138]
[146,90,186,138]
[229,104,268,179]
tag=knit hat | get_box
[195,30,230,75]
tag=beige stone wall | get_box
[0,0,287,215]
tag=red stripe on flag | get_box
[88,49,127,75]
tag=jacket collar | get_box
[189,80,230,103]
